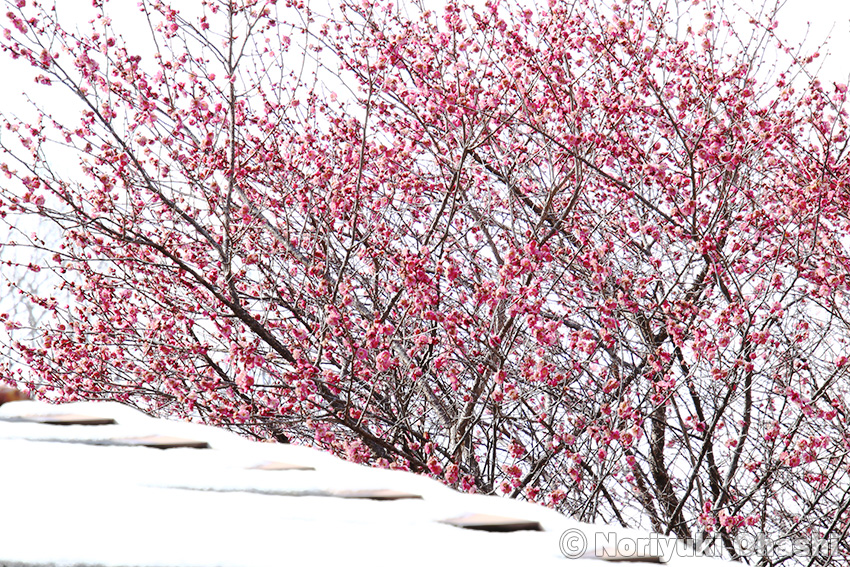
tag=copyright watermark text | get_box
[559,529,840,562]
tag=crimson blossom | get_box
[1,0,850,563]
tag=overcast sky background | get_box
[0,0,847,332]
[744,0,850,86]
[0,0,846,126]
[0,0,845,253]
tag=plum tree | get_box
[1,0,849,562]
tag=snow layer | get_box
[0,400,733,566]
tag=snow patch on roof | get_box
[0,399,733,566]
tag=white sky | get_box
[0,0,844,313]
[741,0,850,85]
[0,0,845,355]
[0,0,844,155]
[0,0,846,395]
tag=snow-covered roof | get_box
[0,396,733,566]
